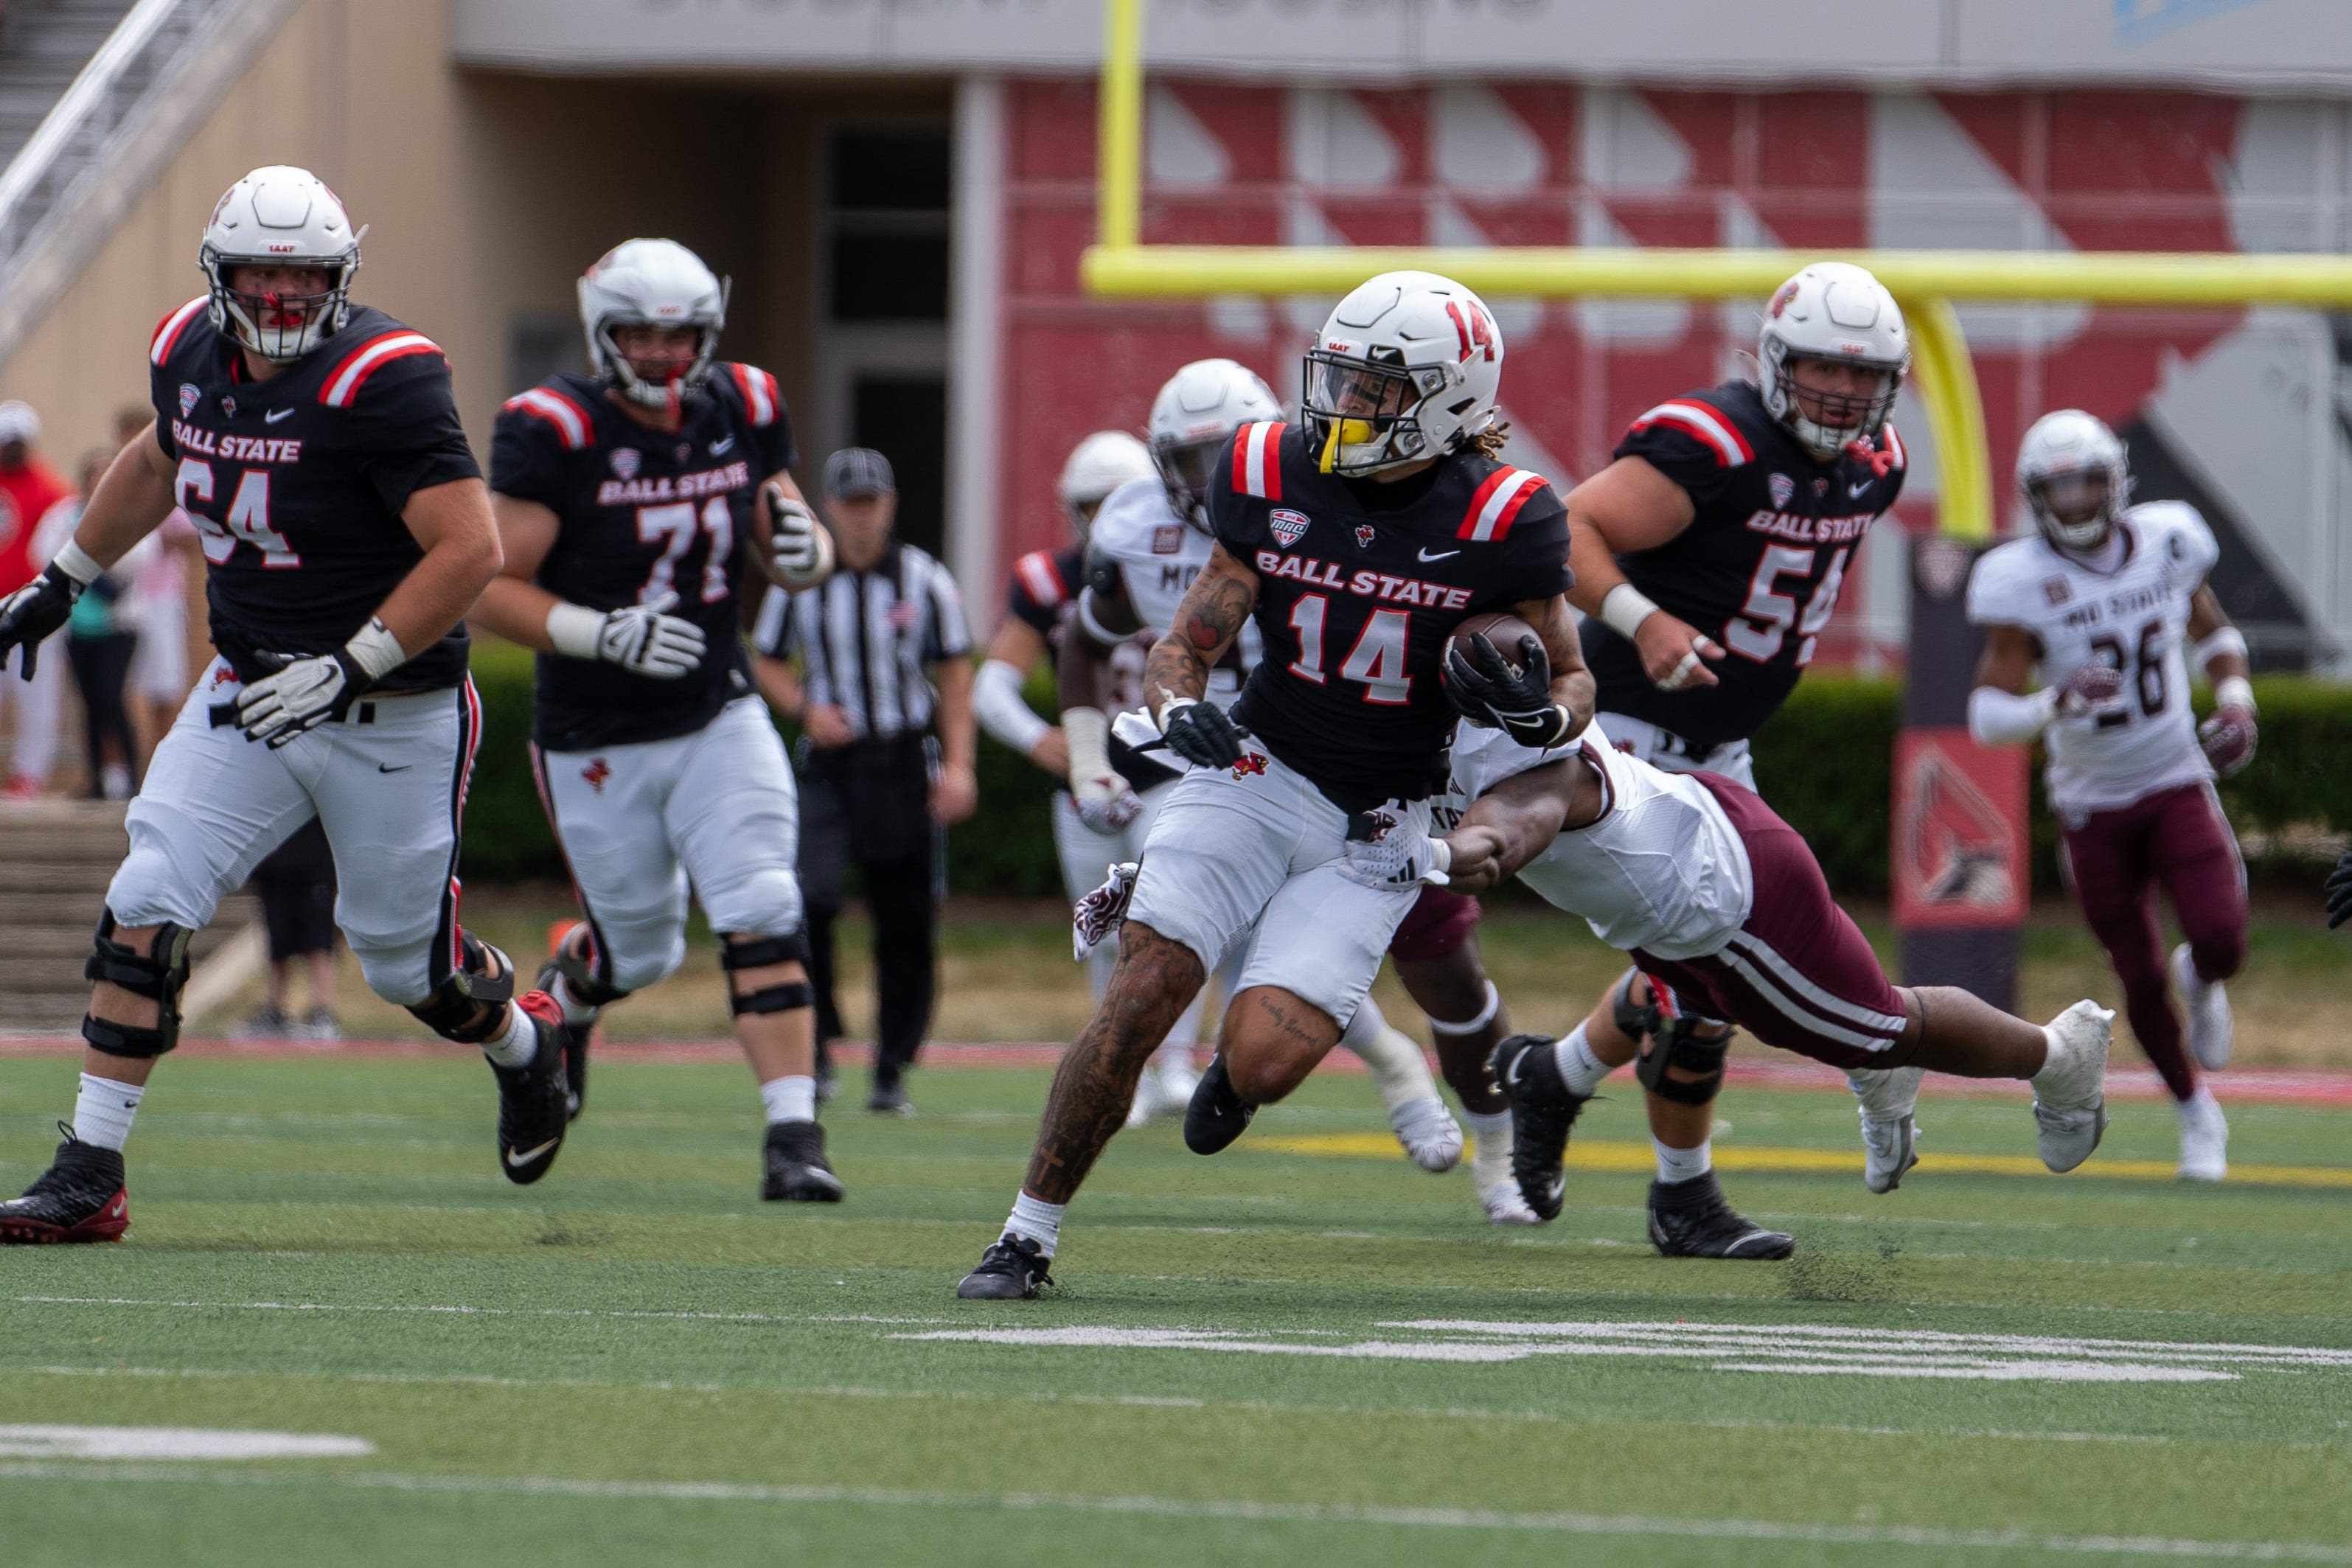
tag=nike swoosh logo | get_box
[377,763,412,773]
[265,408,295,424]
[1418,548,1460,562]
[507,1138,560,1168]
[1848,481,1873,497]
[711,436,735,453]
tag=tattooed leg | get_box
[1022,921,1206,1202]
[1218,985,1343,1106]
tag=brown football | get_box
[1444,610,1539,670]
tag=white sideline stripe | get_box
[0,1426,372,1460]
[0,1464,2340,1562]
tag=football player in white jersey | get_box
[1439,717,2116,1251]
[1965,410,2253,1180]
[1059,358,1463,1158]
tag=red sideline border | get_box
[1,1035,2348,1107]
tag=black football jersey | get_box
[1006,546,1083,670]
[491,365,796,751]
[1583,380,1906,749]
[147,298,481,689]
[1211,422,1572,810]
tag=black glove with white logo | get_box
[1444,632,1572,749]
[0,562,86,679]
[1157,696,1244,771]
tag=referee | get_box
[754,447,976,1114]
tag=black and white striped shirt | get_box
[754,542,973,739]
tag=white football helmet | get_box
[200,165,365,363]
[1757,262,1909,459]
[2016,409,2131,554]
[1303,271,1503,478]
[1148,358,1281,529]
[579,239,730,411]
[1057,431,1156,535]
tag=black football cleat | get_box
[1183,1056,1255,1155]
[0,1126,130,1244]
[762,1121,844,1202]
[1646,1171,1795,1260]
[492,992,571,1186]
[1489,1033,1587,1222]
[867,1076,914,1117]
[956,1232,1053,1300]
[532,958,593,1123]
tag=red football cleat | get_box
[0,1126,130,1243]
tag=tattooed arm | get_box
[1516,592,1596,745]
[1144,544,1259,720]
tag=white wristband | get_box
[1600,582,1661,641]
[51,539,104,587]
[1968,684,2059,746]
[2214,675,2255,714]
[2196,625,2248,672]
[344,616,408,681]
[546,601,606,660]
[974,658,1051,754]
[1428,837,1452,874]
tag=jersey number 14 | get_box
[1287,596,1411,704]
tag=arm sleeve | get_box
[1613,411,1741,510]
[751,583,793,658]
[1969,684,2058,746]
[1963,548,2034,628]
[974,658,1050,753]
[489,403,570,509]
[350,352,482,514]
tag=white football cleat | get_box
[2033,1000,2114,1174]
[1848,1065,1924,1194]
[1391,1095,1465,1173]
[2171,943,2233,1072]
[2177,1087,2227,1182]
[1126,1059,1200,1128]
[1481,1180,1542,1225]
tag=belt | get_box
[209,699,385,729]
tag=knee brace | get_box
[721,932,813,1017]
[406,933,517,1045]
[1635,1017,1733,1107]
[81,911,192,1059]
[555,936,631,1010]
[1610,966,1660,1043]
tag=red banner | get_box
[1890,728,2029,929]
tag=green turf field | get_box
[2,1050,2349,1567]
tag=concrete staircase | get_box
[0,1,142,169]
[0,798,254,1033]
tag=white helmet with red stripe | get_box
[1056,431,1156,535]
[200,165,365,363]
[1757,262,1909,459]
[579,239,729,411]
[1148,359,1281,530]
[1304,271,1502,478]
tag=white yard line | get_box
[0,1463,2340,1562]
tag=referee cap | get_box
[824,447,896,498]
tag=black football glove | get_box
[0,562,84,679]
[1158,697,1244,770]
[1444,632,1573,749]
[2326,847,2352,930]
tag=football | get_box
[1444,609,1539,669]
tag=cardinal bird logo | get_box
[1355,524,1376,549]
[1231,753,1268,779]
[582,758,611,793]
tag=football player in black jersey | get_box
[1495,262,1915,1259]
[0,166,570,1243]
[961,271,1590,1299]
[472,239,844,1202]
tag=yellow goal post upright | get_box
[1079,0,2352,544]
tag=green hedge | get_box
[458,644,2352,897]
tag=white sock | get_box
[549,972,598,1027]
[73,1073,144,1151]
[1006,1191,1065,1257]
[761,1075,816,1125]
[1152,1039,1194,1076]
[479,1003,537,1069]
[1344,1000,1439,1116]
[1552,1022,1612,1098]
[1466,1108,1512,1191]
[1655,1137,1712,1183]
[100,764,132,800]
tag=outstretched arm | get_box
[1143,543,1258,718]
[1440,759,1579,895]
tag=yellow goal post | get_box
[1081,0,2352,540]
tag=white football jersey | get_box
[1965,501,2219,815]
[1085,476,1262,710]
[1447,719,1754,961]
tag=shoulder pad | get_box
[1624,397,1754,467]
[720,362,782,427]
[319,328,445,409]
[1963,538,2046,623]
[1455,466,1552,543]
[1231,421,1285,499]
[501,385,596,451]
[1012,549,1071,608]
[150,296,210,367]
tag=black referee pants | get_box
[797,736,941,1087]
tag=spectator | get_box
[0,400,72,797]
[237,819,341,1040]
[754,447,976,1115]
[59,449,140,799]
[108,403,200,766]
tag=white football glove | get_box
[547,590,706,679]
[1337,806,1451,890]
[765,483,833,588]
[235,617,406,749]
